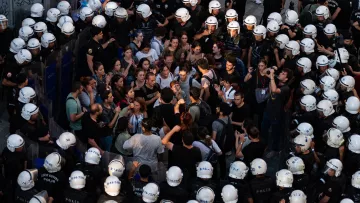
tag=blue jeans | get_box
[261,112,284,151]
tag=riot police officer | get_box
[344,171,360,202]
[249,158,275,202]
[271,169,294,202]
[158,166,189,202]
[286,157,309,191]
[63,170,93,203]
[343,135,360,177]
[15,169,38,203]
[189,161,217,200]
[54,132,77,177]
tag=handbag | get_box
[254,72,269,103]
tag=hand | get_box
[341,68,348,76]
[128,123,133,129]
[158,23,165,27]
[115,106,121,113]
[348,65,354,73]
[248,67,254,73]
[184,44,190,51]
[317,45,326,53]
[202,29,211,36]
[155,91,161,99]
[177,98,185,105]
[281,25,289,30]
[129,103,135,109]
[108,38,116,44]
[130,81,135,88]
[214,84,221,92]
[173,125,181,132]
[82,107,88,113]
[164,40,170,47]
[132,161,140,168]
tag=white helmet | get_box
[276,169,293,188]
[92,15,107,28]
[108,158,125,178]
[105,2,119,16]
[18,169,38,191]
[31,3,44,18]
[325,68,340,81]
[340,75,355,92]
[34,22,48,33]
[316,6,330,19]
[267,20,280,33]
[44,152,64,173]
[296,57,312,74]
[325,158,342,177]
[57,1,71,15]
[322,89,339,106]
[205,16,218,29]
[56,132,76,150]
[46,8,61,23]
[275,34,290,49]
[69,170,86,189]
[317,99,335,116]
[250,158,267,175]
[208,0,221,14]
[137,4,152,18]
[221,185,238,203]
[341,199,355,203]
[166,166,183,187]
[10,38,26,53]
[300,95,316,112]
[244,15,257,27]
[19,26,34,41]
[229,161,249,179]
[319,76,336,91]
[352,171,360,188]
[29,191,48,203]
[227,21,240,35]
[175,8,191,22]
[187,201,199,203]
[346,96,360,114]
[326,128,344,148]
[21,103,38,120]
[41,33,56,48]
[85,147,101,164]
[18,86,36,103]
[15,49,32,64]
[57,15,73,29]
[285,40,300,55]
[300,79,316,95]
[267,12,282,25]
[114,7,128,20]
[61,22,75,35]
[197,161,213,179]
[285,10,298,26]
[348,134,360,154]
[0,14,7,30]
[80,7,94,21]
[303,24,317,38]
[293,134,311,152]
[88,0,102,11]
[142,183,160,203]
[296,122,314,138]
[324,24,337,35]
[300,38,315,53]
[104,176,121,196]
[225,9,238,20]
[316,55,329,69]
[289,190,307,203]
[334,48,349,64]
[253,25,267,39]
[7,134,25,152]
[196,187,215,203]
[22,18,36,28]
[286,157,305,175]
[333,116,350,133]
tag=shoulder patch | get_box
[88,49,92,54]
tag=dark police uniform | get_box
[171,20,196,39]
[135,17,159,41]
[86,38,106,73]
[75,162,104,198]
[158,181,189,203]
[224,34,247,57]
[345,185,360,202]
[218,178,252,203]
[63,187,94,203]
[109,18,133,48]
[293,174,309,191]
[14,187,39,203]
[0,27,14,59]
[189,178,217,200]
[271,188,294,203]
[36,167,67,202]
[249,176,275,203]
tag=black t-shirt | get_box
[231,103,251,131]
[242,141,266,166]
[221,70,242,85]
[171,20,196,39]
[158,182,189,203]
[266,83,290,120]
[317,178,342,203]
[81,113,104,148]
[298,152,315,175]
[15,186,38,203]
[135,84,160,117]
[36,167,67,201]
[153,0,177,18]
[328,0,351,29]
[20,120,50,145]
[351,10,360,35]
[110,19,133,48]
[171,145,202,180]
[0,28,14,56]
[86,38,107,69]
[1,148,27,181]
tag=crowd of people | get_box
[1,0,360,202]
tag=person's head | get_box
[90,27,103,40]
[141,118,153,132]
[191,41,202,54]
[170,80,181,92]
[112,58,121,72]
[111,74,124,89]
[116,117,129,133]
[101,90,114,104]
[154,27,166,39]
[225,56,236,72]
[247,126,260,140]
[136,69,145,82]
[138,58,151,71]
[218,102,231,116]
[145,72,156,88]
[182,130,194,146]
[170,36,179,49]
[242,119,254,133]
[233,91,244,106]
[190,87,201,101]
[212,41,224,55]
[164,52,174,68]
[258,59,268,72]
[197,127,212,146]
[159,64,170,78]
[278,68,293,83]
[80,76,95,92]
[139,164,152,179]
[72,81,83,94]
[94,62,105,76]
[123,46,133,58]
[16,73,28,87]
[181,112,193,127]
[140,41,151,54]
[133,97,147,113]
[126,86,135,99]
[90,103,103,116]
[180,32,188,44]
[222,76,232,88]
[197,58,209,72]
[134,30,144,42]
[160,87,174,104]
[178,62,190,81]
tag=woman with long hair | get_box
[111,74,125,104]
[121,46,138,86]
[129,30,144,54]
[186,41,205,66]
[137,58,151,72]
[132,69,145,90]
[112,117,132,156]
[79,76,96,110]
[127,97,148,135]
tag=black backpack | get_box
[299,4,318,27]
[202,69,221,111]
[188,101,215,130]
[199,141,218,164]
[216,117,235,153]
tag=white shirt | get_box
[222,86,235,106]
[151,37,164,57]
[192,140,222,161]
[135,48,159,64]
[156,73,174,89]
